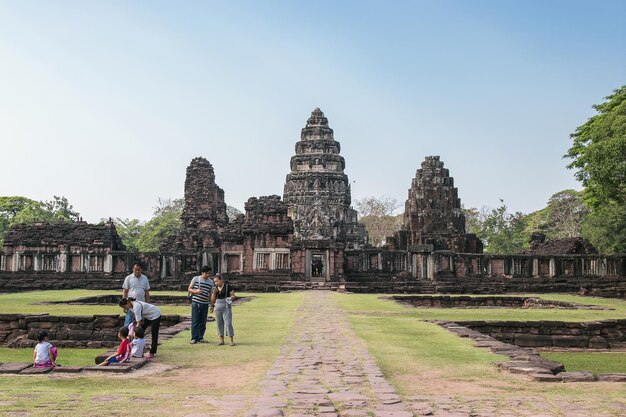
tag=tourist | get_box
[187,265,215,344]
[118,298,161,359]
[131,326,146,358]
[211,273,236,346]
[98,327,131,366]
[33,330,58,368]
[122,262,151,327]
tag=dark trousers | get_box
[191,302,209,341]
[142,316,161,354]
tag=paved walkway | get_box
[183,292,623,417]
[243,291,412,417]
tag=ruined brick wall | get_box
[176,157,227,250]
[457,319,626,349]
[2,221,125,252]
[396,156,482,253]
[524,236,598,255]
[0,313,183,348]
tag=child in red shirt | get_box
[99,327,131,366]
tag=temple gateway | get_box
[0,109,624,293]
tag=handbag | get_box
[187,277,197,301]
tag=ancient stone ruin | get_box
[0,108,624,294]
[175,157,228,251]
[283,108,367,248]
[388,155,482,253]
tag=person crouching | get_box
[118,298,161,359]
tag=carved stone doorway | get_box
[305,250,328,281]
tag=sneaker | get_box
[198,339,209,343]
[190,339,197,344]
[145,353,155,359]
[229,342,235,346]
[217,341,225,346]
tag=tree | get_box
[355,196,402,246]
[581,201,626,254]
[565,86,626,208]
[134,198,184,252]
[112,218,144,252]
[227,205,243,222]
[464,200,528,254]
[565,86,626,253]
[0,197,39,246]
[0,195,80,246]
[523,190,587,240]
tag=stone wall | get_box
[0,313,183,348]
[392,295,608,309]
[456,319,626,349]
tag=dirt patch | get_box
[396,370,518,396]
[146,360,267,392]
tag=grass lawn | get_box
[0,290,305,416]
[541,351,626,375]
[1,290,626,416]
[332,292,626,405]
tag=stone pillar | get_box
[549,258,556,277]
[378,253,383,271]
[59,253,67,272]
[33,253,40,272]
[104,254,113,273]
[532,258,539,278]
[427,253,436,280]
[12,253,19,272]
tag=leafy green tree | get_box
[112,218,144,252]
[523,190,587,240]
[565,86,626,208]
[581,201,626,254]
[464,200,528,254]
[355,196,402,246]
[0,195,80,246]
[134,198,183,252]
[0,197,38,246]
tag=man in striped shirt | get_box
[188,265,215,344]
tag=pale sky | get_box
[1,1,625,223]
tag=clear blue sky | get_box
[1,1,624,222]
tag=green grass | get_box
[333,292,626,402]
[0,347,100,366]
[0,290,305,416]
[2,290,626,415]
[338,292,626,322]
[0,290,193,315]
[541,352,626,375]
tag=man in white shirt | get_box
[122,262,151,327]
[119,298,161,359]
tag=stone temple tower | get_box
[395,156,482,253]
[178,157,228,250]
[283,108,366,248]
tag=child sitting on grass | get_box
[99,327,131,366]
[131,326,146,358]
[33,330,58,368]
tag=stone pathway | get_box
[244,291,411,417]
[228,292,624,417]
